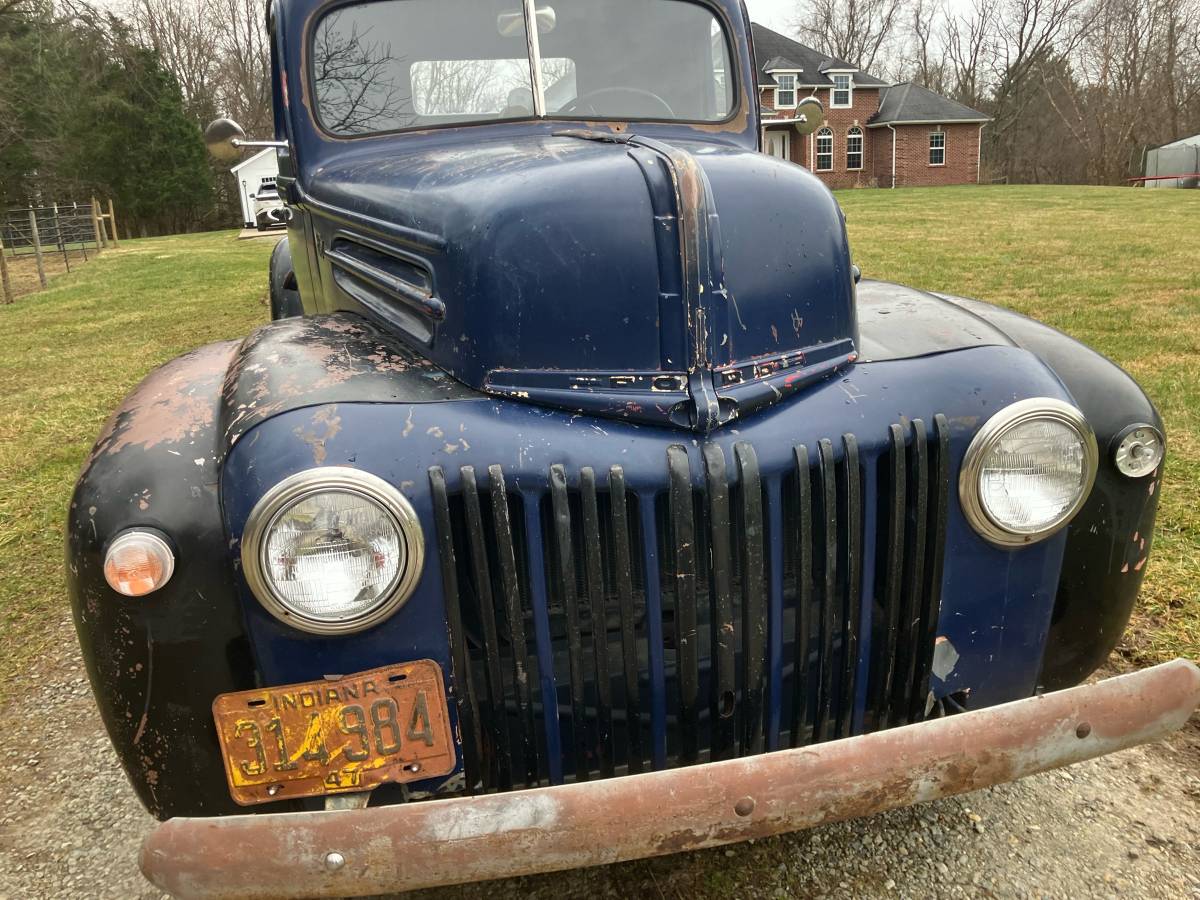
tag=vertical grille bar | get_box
[836,434,862,740]
[790,444,813,748]
[911,414,951,722]
[639,496,668,770]
[428,466,483,794]
[766,477,785,749]
[488,465,539,786]
[460,467,513,789]
[702,444,737,760]
[876,423,907,729]
[734,442,766,757]
[814,438,838,743]
[667,446,700,765]
[522,493,563,784]
[608,466,643,774]
[579,467,615,778]
[549,464,590,782]
[892,420,929,725]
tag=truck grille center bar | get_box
[429,415,951,792]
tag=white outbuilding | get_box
[231,149,281,226]
[1143,134,1200,188]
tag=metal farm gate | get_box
[0,200,117,303]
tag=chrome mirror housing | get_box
[792,97,825,136]
[204,118,287,161]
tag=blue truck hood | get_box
[303,132,857,428]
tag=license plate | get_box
[212,659,456,806]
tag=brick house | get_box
[753,24,990,188]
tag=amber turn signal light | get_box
[103,531,175,597]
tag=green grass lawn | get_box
[0,185,1196,705]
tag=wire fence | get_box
[0,199,118,304]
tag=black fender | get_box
[933,294,1164,690]
[66,341,273,819]
[269,237,303,320]
[68,314,475,818]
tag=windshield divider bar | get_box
[523,0,547,117]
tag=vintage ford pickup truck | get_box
[67,0,1199,896]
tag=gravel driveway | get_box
[2,613,1198,900]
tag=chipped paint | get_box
[931,637,960,680]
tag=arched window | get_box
[815,127,833,172]
[846,126,863,171]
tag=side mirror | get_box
[204,118,247,162]
[792,97,825,136]
[204,118,288,161]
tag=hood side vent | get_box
[326,235,443,344]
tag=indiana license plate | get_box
[213,659,456,805]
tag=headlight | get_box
[960,398,1098,547]
[242,468,424,634]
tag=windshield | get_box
[311,0,734,136]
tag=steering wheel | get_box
[558,87,676,119]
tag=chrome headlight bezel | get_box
[241,467,425,635]
[959,398,1099,548]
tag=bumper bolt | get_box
[1076,722,1092,739]
[734,797,755,817]
[324,851,346,872]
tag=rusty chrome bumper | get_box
[141,659,1200,899]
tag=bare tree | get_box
[942,0,996,108]
[212,0,271,137]
[791,0,910,74]
[312,13,406,134]
[903,0,944,91]
[127,0,221,121]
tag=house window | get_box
[815,127,833,171]
[776,73,796,108]
[831,74,852,107]
[929,129,946,166]
[846,126,863,170]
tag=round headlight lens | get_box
[961,399,1098,547]
[243,469,424,634]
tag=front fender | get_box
[67,342,270,819]
[933,294,1164,690]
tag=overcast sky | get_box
[743,0,795,32]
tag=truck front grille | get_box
[429,415,950,793]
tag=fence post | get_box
[0,231,12,304]
[53,203,70,273]
[91,197,106,250]
[106,198,120,248]
[28,208,47,289]
[75,202,88,262]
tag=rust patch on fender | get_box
[294,405,342,465]
[91,341,238,462]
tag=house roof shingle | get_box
[750,23,889,87]
[870,81,990,125]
